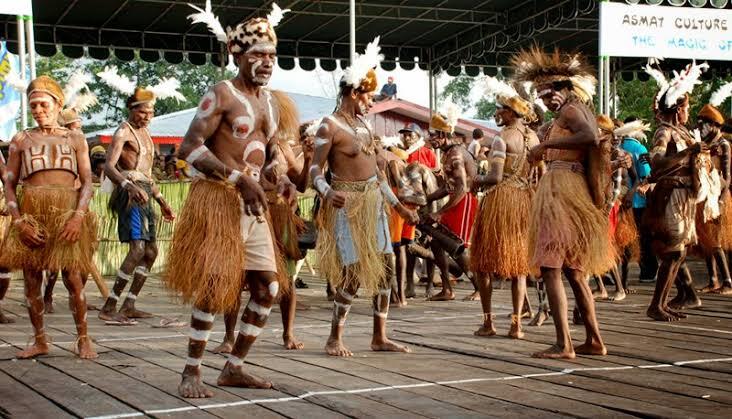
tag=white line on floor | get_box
[84,357,732,419]
[631,321,732,335]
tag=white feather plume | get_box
[304,118,322,137]
[440,100,460,130]
[665,61,709,109]
[62,71,93,102]
[534,97,548,113]
[267,2,291,28]
[571,75,597,98]
[148,78,186,102]
[97,66,135,96]
[644,64,669,106]
[482,76,518,100]
[4,68,28,93]
[67,91,98,113]
[613,120,650,141]
[710,82,732,108]
[343,36,384,89]
[380,135,404,149]
[648,57,664,67]
[187,0,227,43]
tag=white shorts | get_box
[239,201,277,273]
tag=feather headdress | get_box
[663,61,708,110]
[342,36,384,93]
[187,0,227,43]
[62,72,93,101]
[267,3,291,28]
[97,66,135,96]
[482,76,535,120]
[66,92,98,113]
[613,120,650,141]
[430,100,460,134]
[380,135,404,149]
[710,81,732,108]
[147,78,186,102]
[644,63,668,107]
[304,118,322,137]
[510,46,596,103]
[4,68,28,93]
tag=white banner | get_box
[600,2,732,61]
[0,0,33,17]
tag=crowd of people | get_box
[2,2,732,401]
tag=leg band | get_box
[185,357,203,367]
[189,328,212,341]
[239,323,263,337]
[246,300,272,317]
[227,355,244,367]
[192,309,215,322]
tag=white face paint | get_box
[249,58,263,82]
[196,90,217,119]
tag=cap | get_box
[398,123,423,138]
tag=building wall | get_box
[366,111,428,138]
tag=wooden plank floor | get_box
[2,261,732,418]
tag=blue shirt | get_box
[621,137,651,209]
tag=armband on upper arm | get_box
[186,145,209,165]
[379,180,399,207]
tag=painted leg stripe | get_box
[338,289,354,301]
[117,270,133,281]
[125,293,137,301]
[246,301,272,317]
[239,323,263,337]
[192,309,215,322]
[185,357,203,367]
[134,266,149,277]
[0,273,11,279]
[189,328,212,341]
[109,293,119,301]
[227,355,244,367]
[268,282,280,297]
[373,311,387,318]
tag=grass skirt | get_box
[615,206,640,262]
[267,191,305,261]
[0,186,97,273]
[316,180,388,296]
[470,181,531,278]
[719,193,732,251]
[695,200,723,254]
[165,179,247,313]
[529,169,616,276]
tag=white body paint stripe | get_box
[191,309,215,323]
[185,357,203,367]
[186,145,209,164]
[227,355,244,367]
[189,328,211,341]
[239,323,262,337]
[268,281,279,298]
[133,266,149,276]
[373,311,387,318]
[108,293,119,301]
[0,273,12,279]
[246,301,272,317]
[117,270,132,281]
[86,357,732,419]
[125,293,137,301]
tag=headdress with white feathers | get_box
[342,36,384,93]
[663,61,708,109]
[613,120,650,141]
[710,82,732,108]
[97,66,135,96]
[442,100,460,130]
[304,118,322,137]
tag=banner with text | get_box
[600,2,732,61]
[0,42,21,141]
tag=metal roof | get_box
[2,0,602,75]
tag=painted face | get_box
[240,44,276,86]
[353,90,375,116]
[699,120,718,140]
[428,131,446,150]
[537,84,565,112]
[677,101,690,125]
[495,106,514,127]
[131,102,154,128]
[29,92,60,128]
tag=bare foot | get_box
[428,290,455,301]
[508,323,524,339]
[44,298,54,314]
[390,299,407,308]
[664,306,687,319]
[212,340,234,354]
[699,284,720,294]
[371,338,411,353]
[610,290,626,302]
[98,311,135,325]
[712,285,732,295]
[17,341,50,359]
[668,293,685,309]
[528,309,549,327]
[77,336,98,359]
[0,310,14,324]
[179,370,214,398]
[405,287,416,299]
[532,344,575,359]
[592,289,608,300]
[463,291,480,301]
[217,362,272,389]
[325,338,353,357]
[283,335,304,350]
[119,307,154,319]
[646,306,679,322]
[295,300,310,311]
[474,325,496,337]
[575,341,607,356]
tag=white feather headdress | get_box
[710,82,732,108]
[97,66,135,96]
[304,118,322,137]
[66,92,98,113]
[482,76,518,100]
[441,100,460,129]
[187,0,227,43]
[147,78,186,102]
[380,135,404,149]
[644,64,669,107]
[4,68,28,93]
[267,2,291,28]
[663,61,709,109]
[62,72,93,101]
[613,120,650,141]
[343,36,384,90]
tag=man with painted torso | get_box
[99,90,175,324]
[0,76,97,359]
[166,12,297,397]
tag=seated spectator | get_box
[375,76,397,102]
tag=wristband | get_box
[186,145,208,165]
[7,201,17,209]
[313,175,331,196]
[227,170,242,184]
[121,179,131,189]
[154,192,163,200]
[379,180,399,207]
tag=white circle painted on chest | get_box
[233,116,255,139]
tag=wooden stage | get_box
[1,265,732,418]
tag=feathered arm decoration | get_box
[187,0,227,43]
[267,2,291,28]
[711,82,732,108]
[67,91,98,113]
[343,36,384,88]
[97,66,135,96]
[148,78,186,102]
[665,61,709,108]
[4,68,28,93]
[63,71,93,101]
[482,76,518,100]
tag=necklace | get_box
[337,111,376,155]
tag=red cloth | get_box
[407,147,437,169]
[441,193,478,248]
[609,201,620,237]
